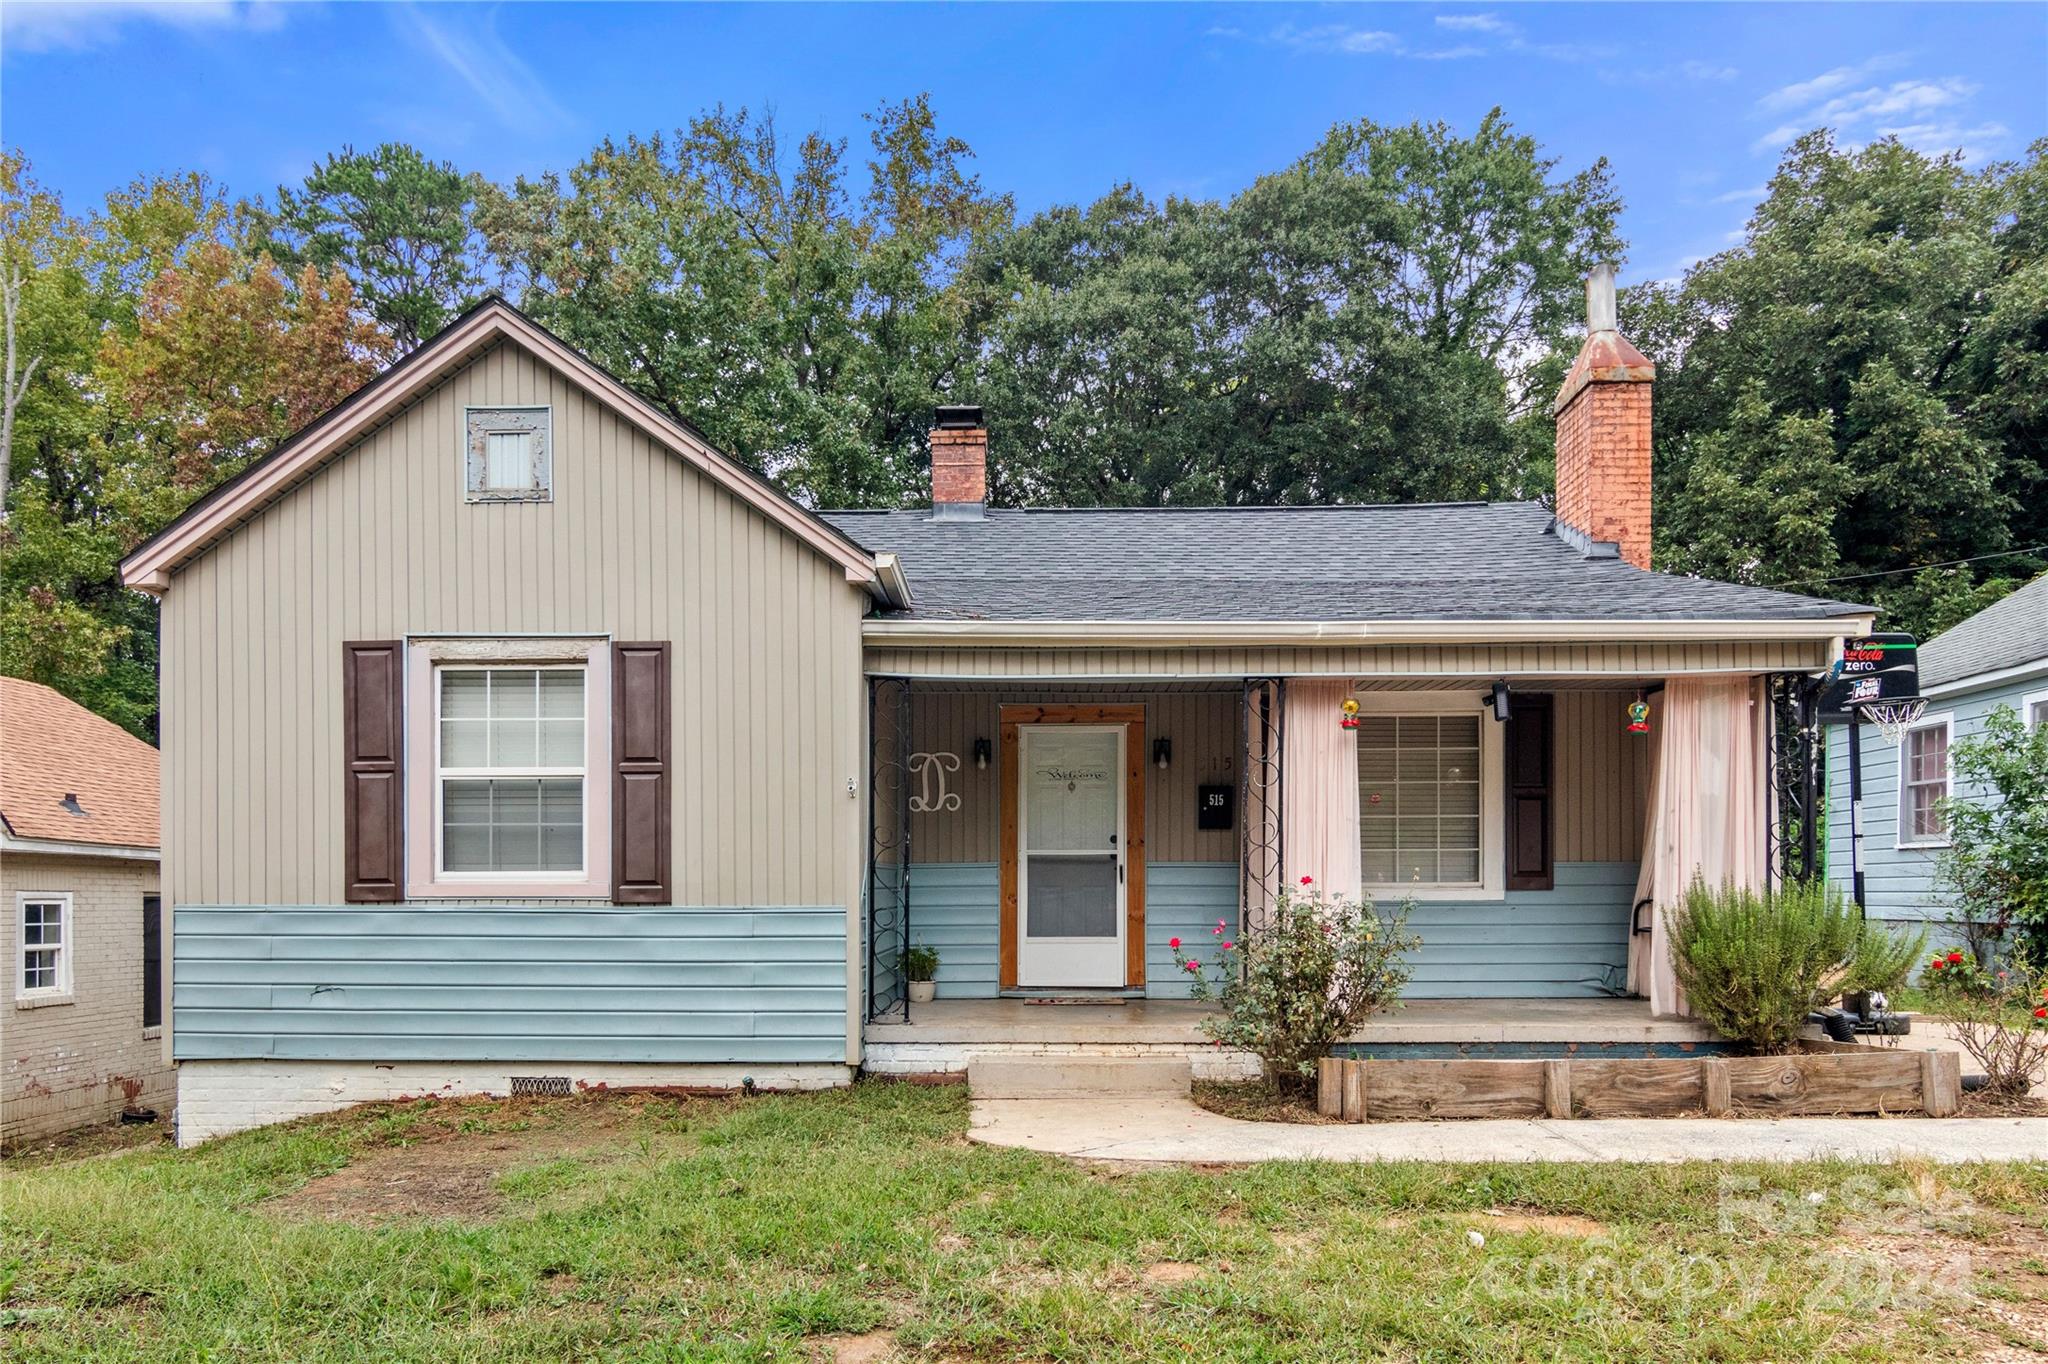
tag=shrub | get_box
[1936,706,2048,961]
[1921,948,2048,1098]
[1173,876,1420,1093]
[1665,876,1862,1054]
[1840,919,1929,999]
[903,944,939,982]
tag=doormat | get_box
[1022,997,1131,1007]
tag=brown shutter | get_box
[612,642,672,904]
[342,641,405,902]
[1505,694,1554,892]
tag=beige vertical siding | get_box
[863,639,1831,679]
[160,339,868,910]
[1553,691,1652,864]
[904,691,1239,864]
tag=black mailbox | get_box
[1196,783,1235,831]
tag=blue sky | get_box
[4,1,2044,285]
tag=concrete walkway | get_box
[970,1097,2048,1164]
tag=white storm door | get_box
[1015,725,1127,987]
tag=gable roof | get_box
[822,501,1871,633]
[1920,573,2048,689]
[0,678,159,851]
[120,298,880,594]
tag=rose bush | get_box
[1921,947,2048,1098]
[1172,875,1419,1094]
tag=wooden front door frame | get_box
[999,703,1147,990]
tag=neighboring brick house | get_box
[0,678,169,1145]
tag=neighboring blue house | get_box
[1826,574,2048,933]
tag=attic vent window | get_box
[466,407,552,502]
[59,793,88,817]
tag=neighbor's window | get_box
[465,407,552,501]
[18,893,72,999]
[1898,716,1951,847]
[2027,691,2048,730]
[436,666,586,876]
[1358,714,1484,887]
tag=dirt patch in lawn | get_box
[1470,1210,1611,1237]
[265,1093,708,1224]
[813,1329,897,1363]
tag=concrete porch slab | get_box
[868,996,1715,1047]
[969,1097,2048,1165]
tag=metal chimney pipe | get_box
[1585,262,1618,334]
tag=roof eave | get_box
[860,615,1876,647]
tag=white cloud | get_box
[1414,45,1485,61]
[1757,54,1906,112]
[1267,23,1402,55]
[1752,77,1981,153]
[1435,12,1508,33]
[1681,60,1738,82]
[0,0,285,53]
[1710,185,1769,204]
[1876,120,2012,166]
[389,2,570,135]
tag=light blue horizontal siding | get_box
[1398,861,1636,999]
[173,905,847,1064]
[1144,863,1241,999]
[900,861,1634,999]
[902,862,1240,999]
[1825,678,2041,929]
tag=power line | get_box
[1770,544,2048,590]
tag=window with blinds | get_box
[1898,717,1951,848]
[465,407,552,501]
[436,666,587,875]
[1357,714,1483,887]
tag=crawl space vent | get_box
[509,1075,572,1098]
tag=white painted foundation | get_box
[173,1060,855,1147]
[864,1041,1261,1082]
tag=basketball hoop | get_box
[1856,696,1927,745]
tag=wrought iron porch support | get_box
[1765,671,1824,891]
[865,677,913,1021]
[1239,676,1285,923]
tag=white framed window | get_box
[2024,688,2048,730]
[17,893,73,1002]
[465,407,552,501]
[405,639,612,899]
[1355,693,1505,899]
[436,665,587,878]
[1896,712,1954,849]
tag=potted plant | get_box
[904,944,940,1004]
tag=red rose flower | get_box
[1300,875,1314,886]
[1947,950,1965,963]
[1169,937,1181,950]
[2036,1007,2047,1020]
[1183,960,1199,973]
[1931,959,1946,971]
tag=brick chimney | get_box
[930,405,986,521]
[1552,263,1655,570]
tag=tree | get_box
[261,143,489,352]
[479,96,1009,507]
[0,152,72,518]
[1637,133,2046,639]
[1937,706,2048,962]
[964,110,1622,507]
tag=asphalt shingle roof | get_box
[0,678,160,849]
[820,501,1870,624]
[1918,573,2048,688]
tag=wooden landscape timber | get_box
[1313,1047,1962,1121]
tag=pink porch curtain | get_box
[1628,676,1770,1016]
[1282,679,1362,901]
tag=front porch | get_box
[862,996,1720,1078]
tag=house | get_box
[120,267,1874,1145]
[0,679,169,1145]
[1826,573,2048,933]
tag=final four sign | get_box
[1819,634,1920,721]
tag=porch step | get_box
[967,1056,1193,1100]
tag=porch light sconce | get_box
[972,738,992,771]
[1487,681,1512,723]
[1153,738,1173,770]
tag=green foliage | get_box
[1639,133,2048,639]
[1937,705,2048,960]
[966,109,1621,507]
[903,944,940,982]
[1665,876,1862,1054]
[1840,918,1928,998]
[259,142,491,352]
[1174,879,1420,1092]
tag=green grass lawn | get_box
[3,1083,2045,1362]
